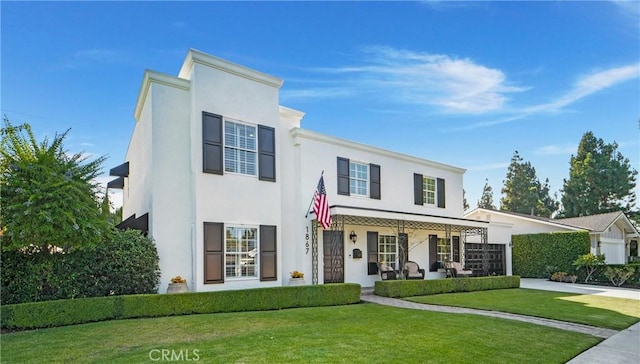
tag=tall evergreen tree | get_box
[500,151,558,217]
[477,179,496,210]
[561,131,637,217]
[463,189,470,211]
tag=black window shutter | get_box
[258,125,276,182]
[429,235,438,272]
[367,231,379,275]
[370,164,381,200]
[453,236,460,263]
[437,178,446,208]
[337,157,350,195]
[202,112,223,174]
[260,225,277,281]
[204,222,224,284]
[414,173,423,205]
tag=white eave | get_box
[134,70,191,121]
[464,208,585,232]
[179,49,283,89]
[289,127,466,174]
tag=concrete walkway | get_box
[361,280,640,363]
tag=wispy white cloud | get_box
[285,46,526,114]
[451,62,640,132]
[63,48,137,69]
[526,63,640,114]
[466,162,510,172]
[534,144,578,156]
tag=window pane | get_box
[349,162,369,196]
[224,121,257,176]
[225,226,258,278]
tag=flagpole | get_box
[304,170,324,218]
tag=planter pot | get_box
[167,282,189,294]
[289,278,306,286]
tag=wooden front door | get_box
[323,230,344,283]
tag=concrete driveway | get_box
[520,278,640,300]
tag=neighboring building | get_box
[465,208,640,265]
[109,49,491,293]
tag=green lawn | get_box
[1,303,600,364]
[407,288,640,330]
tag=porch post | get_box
[482,227,489,276]
[312,219,318,284]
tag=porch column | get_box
[481,227,489,276]
[312,219,318,284]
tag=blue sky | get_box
[2,1,639,211]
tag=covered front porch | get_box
[310,205,497,286]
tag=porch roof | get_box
[328,205,488,235]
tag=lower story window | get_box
[378,235,397,270]
[226,226,258,278]
[437,238,450,264]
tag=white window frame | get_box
[349,161,369,197]
[224,119,257,176]
[437,237,451,265]
[225,225,259,279]
[423,176,436,206]
[378,235,397,270]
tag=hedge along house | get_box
[465,208,640,265]
[109,49,490,293]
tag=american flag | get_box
[313,175,332,229]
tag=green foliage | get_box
[1,283,361,330]
[1,229,160,304]
[374,276,520,298]
[604,266,636,287]
[512,231,590,278]
[477,178,496,209]
[500,151,559,217]
[575,263,640,287]
[0,119,108,251]
[561,131,637,218]
[573,253,606,282]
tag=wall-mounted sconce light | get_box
[349,230,358,244]
[508,241,513,248]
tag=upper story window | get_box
[202,111,275,181]
[414,173,445,208]
[349,161,369,197]
[423,177,436,205]
[224,121,257,176]
[337,157,380,199]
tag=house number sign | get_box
[305,226,310,255]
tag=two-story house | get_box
[109,49,491,293]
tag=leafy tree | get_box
[500,151,558,217]
[561,131,637,217]
[0,118,108,252]
[100,190,122,225]
[477,178,496,209]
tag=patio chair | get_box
[403,261,425,280]
[377,262,397,280]
[448,261,473,278]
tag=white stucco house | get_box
[108,49,499,293]
[464,208,639,265]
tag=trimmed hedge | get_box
[1,283,361,330]
[374,276,520,298]
[1,229,160,304]
[512,231,590,278]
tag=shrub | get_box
[0,229,160,304]
[512,231,589,278]
[1,283,361,330]
[604,266,636,287]
[573,253,605,282]
[575,263,640,287]
[374,276,520,298]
